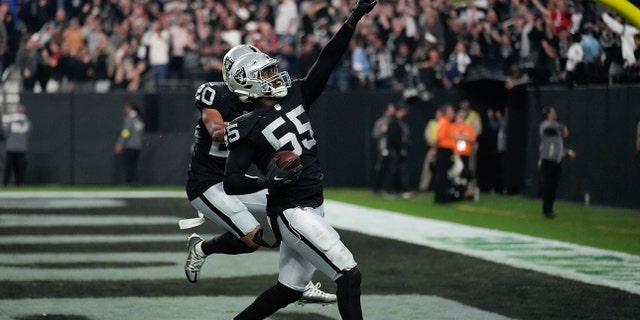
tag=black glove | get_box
[257,157,302,188]
[346,0,377,27]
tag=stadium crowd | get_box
[0,0,639,94]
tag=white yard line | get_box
[1,191,638,295]
[0,295,512,320]
[324,201,640,295]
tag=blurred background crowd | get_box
[0,0,639,94]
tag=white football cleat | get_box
[184,233,206,283]
[297,282,337,306]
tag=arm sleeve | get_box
[435,119,449,143]
[117,119,129,144]
[300,23,356,107]
[223,140,263,195]
[602,13,624,35]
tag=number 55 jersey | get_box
[225,81,324,213]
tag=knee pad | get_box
[336,267,362,298]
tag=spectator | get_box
[256,21,280,55]
[64,44,95,92]
[5,0,640,92]
[367,32,394,89]
[416,46,445,92]
[581,23,602,83]
[141,20,171,85]
[434,104,455,203]
[562,31,584,87]
[114,103,145,185]
[372,103,396,196]
[487,108,508,194]
[19,0,54,34]
[92,33,115,93]
[350,36,371,89]
[419,108,442,192]
[554,26,572,75]
[539,106,576,219]
[386,103,413,199]
[627,34,640,82]
[108,21,128,50]
[62,17,84,57]
[599,21,625,84]
[418,7,445,51]
[3,104,31,186]
[198,41,224,83]
[1,2,20,76]
[459,99,482,196]
[444,39,471,87]
[274,0,298,43]
[393,41,413,91]
[601,12,640,81]
[531,0,572,34]
[113,39,146,91]
[295,35,319,79]
[499,32,517,76]
[39,39,65,93]
[14,34,42,92]
[220,16,242,48]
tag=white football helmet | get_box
[222,44,261,86]
[226,52,292,103]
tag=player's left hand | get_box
[262,159,302,188]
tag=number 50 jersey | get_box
[186,82,247,201]
[225,81,324,211]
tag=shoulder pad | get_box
[226,111,260,149]
[194,82,231,110]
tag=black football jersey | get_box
[186,82,247,200]
[226,81,324,211]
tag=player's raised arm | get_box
[301,0,377,106]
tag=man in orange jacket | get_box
[433,104,455,203]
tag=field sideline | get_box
[0,187,638,319]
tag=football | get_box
[273,150,301,169]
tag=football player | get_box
[222,0,377,319]
[181,44,336,305]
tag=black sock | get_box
[234,282,302,320]
[336,267,363,320]
[201,231,256,255]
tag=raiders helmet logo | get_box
[233,68,247,85]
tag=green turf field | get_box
[0,187,638,319]
[323,188,640,256]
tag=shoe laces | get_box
[304,282,331,298]
[186,243,205,271]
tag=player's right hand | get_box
[352,0,377,18]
